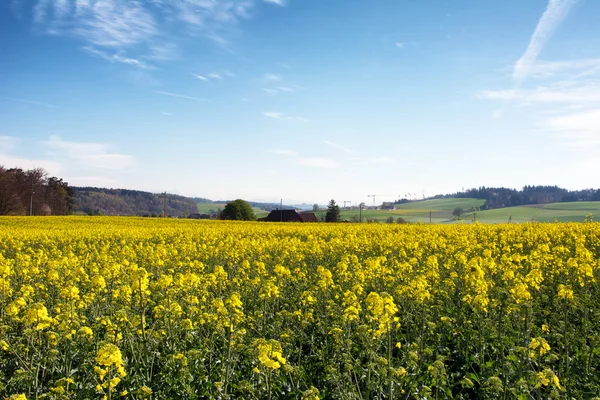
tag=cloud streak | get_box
[5,97,58,108]
[479,83,600,103]
[513,0,579,84]
[83,46,154,69]
[154,91,208,101]
[324,140,355,154]
[263,112,307,121]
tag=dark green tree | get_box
[220,199,256,221]
[452,207,464,220]
[325,199,341,222]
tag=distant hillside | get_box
[428,185,600,210]
[73,187,197,217]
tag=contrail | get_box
[513,0,579,85]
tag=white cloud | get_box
[529,58,600,79]
[278,86,294,92]
[161,112,173,116]
[42,135,134,169]
[154,91,207,101]
[264,73,282,81]
[83,46,154,69]
[479,83,600,103]
[5,97,57,108]
[25,0,272,57]
[0,155,63,176]
[513,0,579,84]
[264,0,285,6]
[263,112,307,121]
[395,42,404,49]
[261,88,279,96]
[208,73,223,79]
[543,109,600,149]
[192,74,208,81]
[268,149,297,156]
[59,0,157,47]
[296,157,339,169]
[324,140,355,154]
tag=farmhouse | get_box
[259,209,318,222]
[188,213,210,219]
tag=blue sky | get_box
[1,0,599,204]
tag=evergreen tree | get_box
[325,199,341,222]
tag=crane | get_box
[367,195,377,207]
[367,194,396,208]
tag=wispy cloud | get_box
[324,140,355,154]
[543,109,600,149]
[193,71,235,81]
[479,83,600,103]
[5,97,58,108]
[296,157,339,169]
[263,112,307,121]
[42,135,134,169]
[264,73,282,81]
[83,46,154,69]
[268,149,297,156]
[395,42,404,49]
[513,0,579,84]
[261,86,295,96]
[262,88,279,96]
[0,154,63,176]
[529,58,600,79]
[161,112,173,116]
[0,135,63,175]
[24,0,280,62]
[264,0,285,6]
[154,91,207,101]
[32,0,158,47]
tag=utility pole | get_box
[162,192,166,218]
[359,203,363,223]
[280,199,283,222]
[343,200,351,209]
[429,210,432,224]
[30,178,35,216]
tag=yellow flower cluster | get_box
[0,217,598,398]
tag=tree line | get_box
[427,185,600,210]
[74,187,198,217]
[0,166,74,215]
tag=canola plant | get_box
[0,217,599,399]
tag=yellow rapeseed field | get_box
[1,217,599,399]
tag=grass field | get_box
[313,198,486,223]
[199,199,600,223]
[462,201,600,223]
